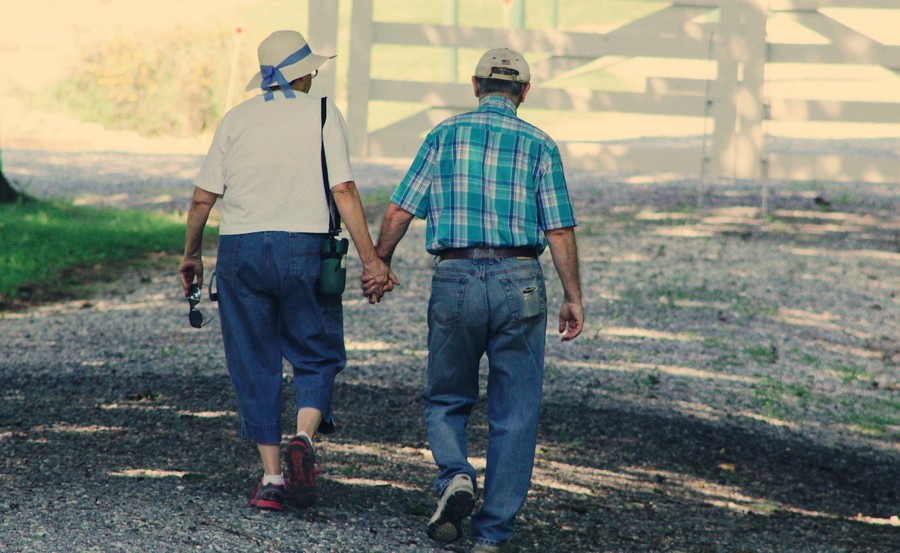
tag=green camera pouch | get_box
[318,236,349,296]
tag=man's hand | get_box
[360,202,415,303]
[361,258,399,303]
[545,226,584,342]
[558,300,584,341]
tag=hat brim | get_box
[244,53,335,91]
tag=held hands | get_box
[558,300,584,342]
[360,258,399,304]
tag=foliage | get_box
[53,27,232,137]
[0,168,17,203]
[37,0,657,139]
[0,196,194,298]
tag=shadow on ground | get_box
[1,370,896,552]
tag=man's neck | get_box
[479,93,519,109]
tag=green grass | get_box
[745,344,779,365]
[839,397,900,437]
[751,376,814,420]
[0,196,196,299]
[830,364,874,385]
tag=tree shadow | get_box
[2,369,897,553]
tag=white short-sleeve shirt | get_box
[194,93,355,235]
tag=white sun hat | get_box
[245,30,335,98]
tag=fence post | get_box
[510,0,524,28]
[308,0,340,100]
[709,0,767,181]
[347,0,374,157]
[445,0,458,82]
[501,0,524,29]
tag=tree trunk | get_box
[0,168,17,203]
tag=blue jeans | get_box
[424,257,547,545]
[215,232,345,444]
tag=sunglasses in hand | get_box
[187,283,209,328]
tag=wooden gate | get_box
[310,0,900,183]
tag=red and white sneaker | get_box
[283,434,319,508]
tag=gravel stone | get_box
[1,148,898,552]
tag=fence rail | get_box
[310,0,900,183]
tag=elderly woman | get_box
[179,30,395,511]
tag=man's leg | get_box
[471,259,547,546]
[423,262,487,542]
[423,264,487,488]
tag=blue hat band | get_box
[259,44,313,101]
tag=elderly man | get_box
[371,48,584,553]
[180,30,393,512]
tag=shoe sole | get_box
[249,481,285,511]
[427,489,475,543]
[250,498,284,511]
[284,440,317,508]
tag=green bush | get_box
[54,27,232,137]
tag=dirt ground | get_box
[0,161,898,552]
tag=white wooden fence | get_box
[309,0,900,183]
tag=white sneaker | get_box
[427,473,475,543]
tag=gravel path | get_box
[1,149,898,552]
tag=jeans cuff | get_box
[239,417,282,444]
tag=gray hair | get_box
[475,67,526,99]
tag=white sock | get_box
[298,431,312,445]
[263,474,285,486]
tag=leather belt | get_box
[438,247,537,261]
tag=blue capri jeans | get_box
[214,232,345,444]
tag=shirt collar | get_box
[477,95,517,115]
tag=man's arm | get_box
[374,202,416,264]
[362,202,416,297]
[544,226,584,341]
[179,186,219,296]
[331,181,398,302]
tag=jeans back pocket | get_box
[429,273,468,326]
[503,269,546,321]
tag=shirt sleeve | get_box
[194,123,226,195]
[390,133,435,219]
[535,141,577,231]
[323,98,355,188]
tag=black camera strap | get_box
[321,96,340,236]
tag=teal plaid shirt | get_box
[391,95,576,254]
